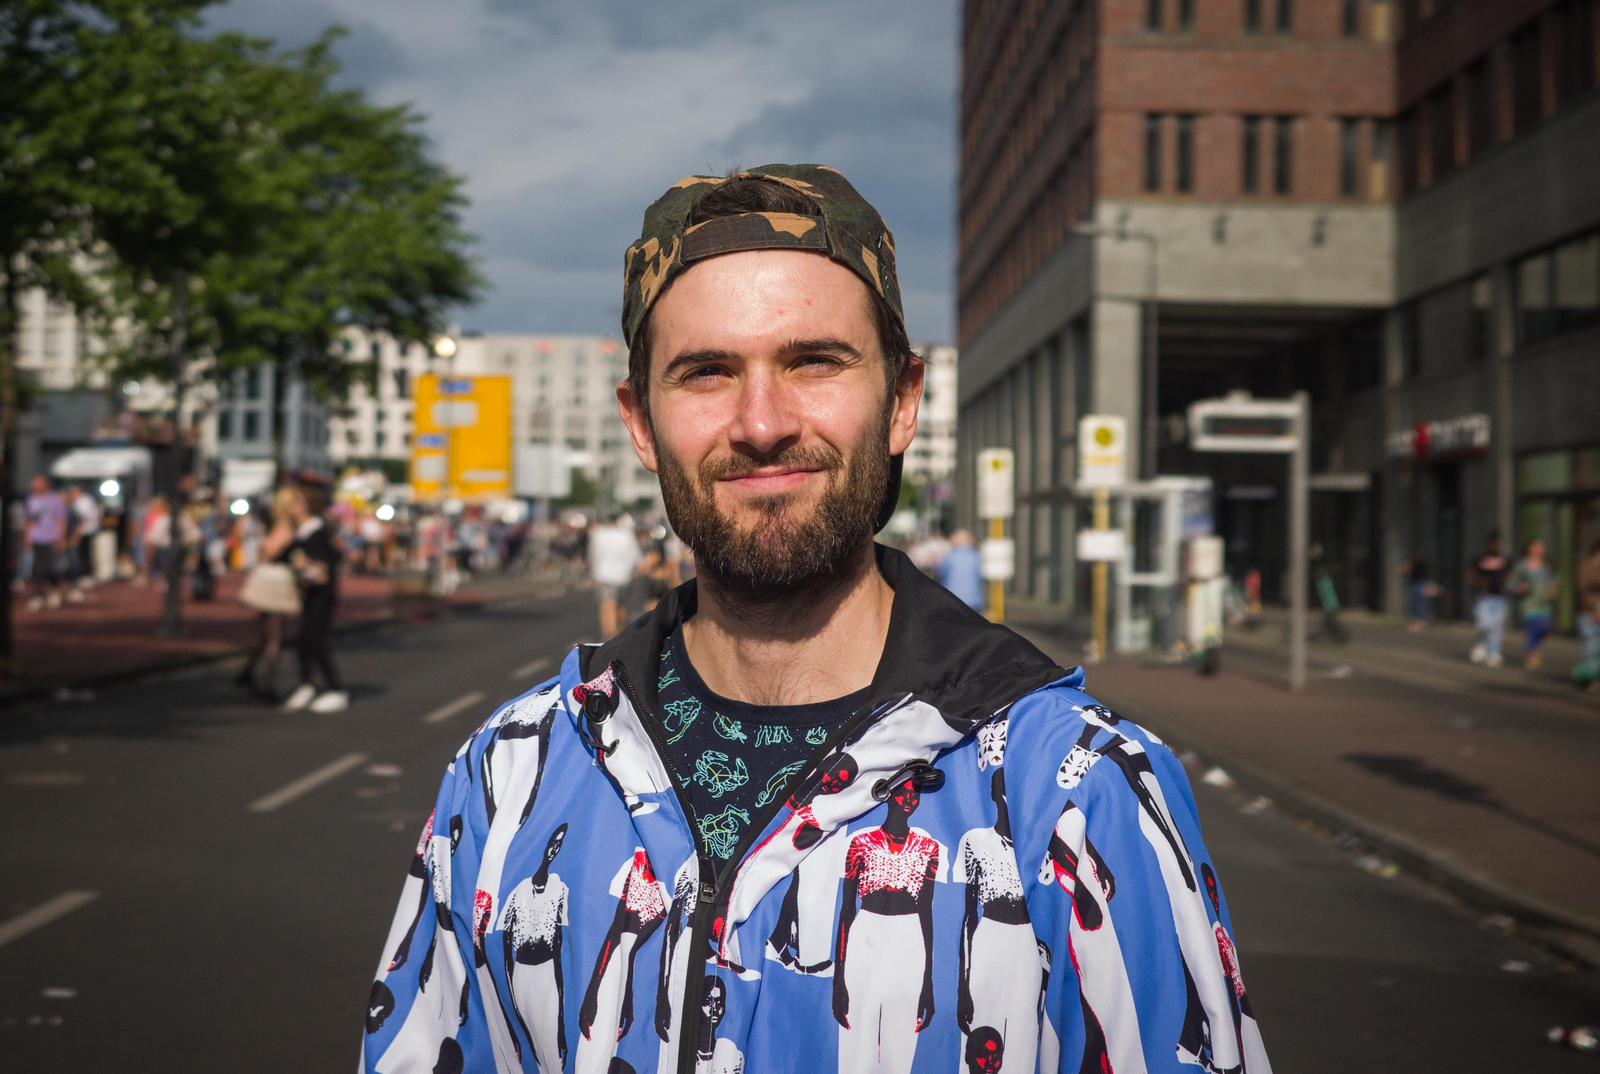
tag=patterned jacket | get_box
[361,546,1271,1074]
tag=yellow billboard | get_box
[412,374,512,501]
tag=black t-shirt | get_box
[1475,551,1508,595]
[656,620,867,863]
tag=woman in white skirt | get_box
[833,775,945,1074]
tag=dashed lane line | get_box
[0,890,100,949]
[422,690,486,725]
[510,657,551,681]
[248,752,369,813]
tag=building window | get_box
[369,340,382,362]
[1179,0,1195,33]
[1517,232,1600,345]
[376,430,387,450]
[1339,118,1361,197]
[1175,115,1195,192]
[1342,0,1361,37]
[218,409,233,440]
[1245,0,1261,34]
[1276,0,1293,33]
[1464,56,1494,159]
[1144,114,1164,193]
[1241,116,1261,194]
[245,367,261,401]
[1410,274,1494,377]
[1556,0,1598,107]
[1147,0,1162,32]
[1427,83,1456,182]
[1370,119,1392,198]
[243,410,260,441]
[393,368,409,399]
[1273,116,1293,195]
[1511,20,1544,136]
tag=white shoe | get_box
[66,589,86,604]
[1469,644,1486,665]
[282,683,318,711]
[309,690,349,714]
[1486,654,1503,668]
[25,596,43,612]
[45,592,62,609]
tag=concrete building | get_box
[958,0,1598,628]
[905,343,960,486]
[326,331,657,508]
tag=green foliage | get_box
[556,469,598,508]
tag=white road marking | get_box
[0,891,99,949]
[422,690,486,725]
[510,657,551,681]
[248,752,369,813]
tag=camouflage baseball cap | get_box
[621,163,903,349]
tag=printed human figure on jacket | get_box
[654,856,700,1074]
[373,816,472,1074]
[1102,739,1244,1074]
[1040,801,1146,1074]
[964,1027,1004,1073]
[500,824,571,1074]
[833,774,946,1074]
[481,692,558,829]
[694,976,745,1074]
[578,848,669,1074]
[1202,862,1271,1072]
[764,748,860,974]
[955,767,1040,1074]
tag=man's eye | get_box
[684,365,729,382]
[796,355,841,370]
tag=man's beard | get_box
[655,409,890,608]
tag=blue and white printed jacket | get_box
[362,546,1271,1074]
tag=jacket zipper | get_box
[612,661,908,1074]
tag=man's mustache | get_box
[699,445,844,482]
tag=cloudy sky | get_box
[209,0,960,343]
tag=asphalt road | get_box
[2,592,1596,1072]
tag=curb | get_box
[0,585,569,711]
[1130,709,1600,971]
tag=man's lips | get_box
[718,468,821,494]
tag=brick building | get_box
[958,0,1599,632]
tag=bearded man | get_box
[362,165,1271,1074]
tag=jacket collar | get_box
[581,542,1065,730]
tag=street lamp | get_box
[1072,222,1160,481]
[432,335,458,505]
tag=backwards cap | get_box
[621,163,903,349]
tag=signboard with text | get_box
[412,374,512,500]
[1078,415,1127,488]
[977,448,1015,519]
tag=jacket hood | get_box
[581,542,1066,731]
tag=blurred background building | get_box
[957,0,1599,629]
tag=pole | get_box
[987,516,1005,624]
[1142,240,1159,482]
[1288,391,1309,691]
[444,350,455,506]
[1092,487,1110,662]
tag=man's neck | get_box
[682,544,893,707]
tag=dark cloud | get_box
[205,0,958,342]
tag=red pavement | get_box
[2,572,482,702]
[1013,619,1600,960]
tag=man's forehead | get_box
[648,249,880,360]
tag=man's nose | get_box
[727,366,802,458]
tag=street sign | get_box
[1188,396,1300,453]
[980,537,1015,581]
[1078,415,1127,488]
[977,448,1014,519]
[515,444,572,499]
[413,374,513,500]
[1076,529,1126,562]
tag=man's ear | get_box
[887,354,925,458]
[617,379,660,474]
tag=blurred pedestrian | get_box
[1470,531,1510,667]
[23,474,69,611]
[1403,550,1433,632]
[237,486,302,702]
[1577,540,1600,692]
[589,513,640,635]
[1508,538,1558,671]
[1310,546,1347,643]
[282,482,348,713]
[937,528,986,612]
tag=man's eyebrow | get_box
[659,339,863,379]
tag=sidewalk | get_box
[1012,606,1600,964]
[0,570,522,704]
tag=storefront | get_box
[1386,412,1494,621]
[1517,444,1600,633]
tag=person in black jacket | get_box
[282,480,347,713]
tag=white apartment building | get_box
[905,342,958,486]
